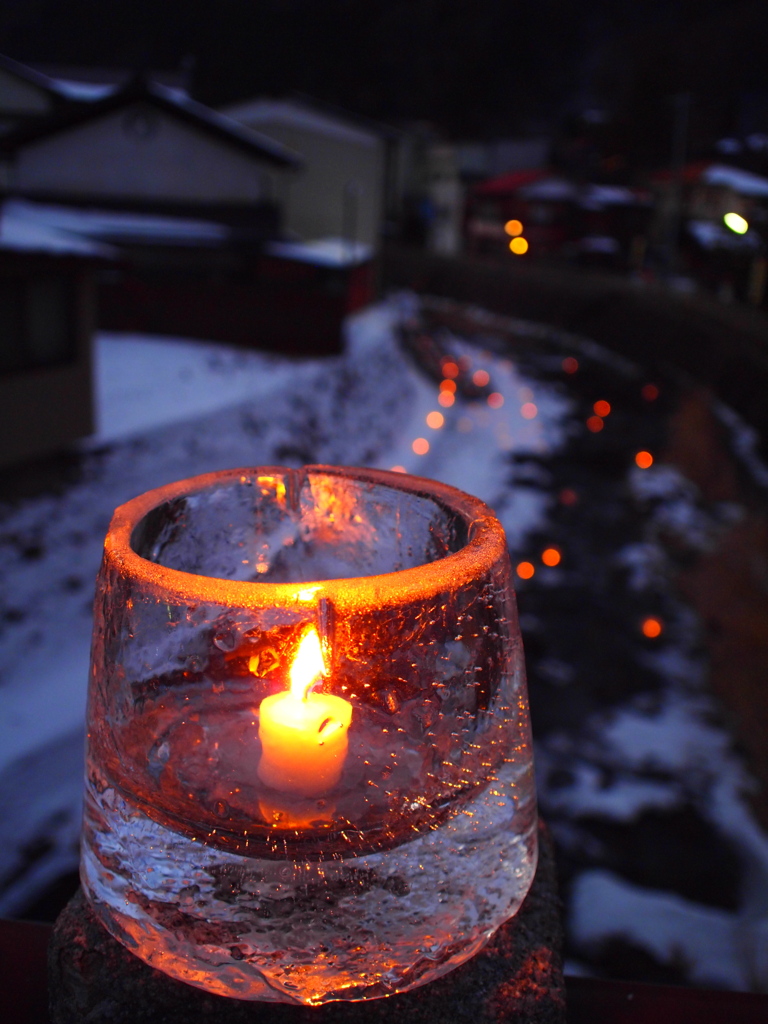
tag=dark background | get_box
[1,0,767,169]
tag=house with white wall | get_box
[0,66,375,371]
[0,76,302,227]
[222,97,385,250]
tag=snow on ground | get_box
[538,444,768,989]
[94,334,298,442]
[0,295,568,915]
[571,869,753,989]
[3,294,768,994]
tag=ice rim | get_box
[107,464,510,610]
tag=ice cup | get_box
[80,465,537,1004]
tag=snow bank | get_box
[0,296,568,914]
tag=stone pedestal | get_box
[49,821,564,1023]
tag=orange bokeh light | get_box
[641,617,663,639]
[472,369,490,387]
[642,383,660,401]
[439,378,457,393]
[509,236,529,255]
[559,488,578,506]
[505,219,523,236]
[516,561,535,580]
[520,401,537,419]
[390,465,406,473]
[593,400,611,418]
[438,390,455,407]
[442,361,459,379]
[635,451,653,469]
[488,392,505,409]
[586,416,604,433]
[412,437,430,455]
[426,411,444,429]
[541,548,561,567]
[562,356,579,374]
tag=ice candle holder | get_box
[81,465,537,1005]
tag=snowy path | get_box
[0,297,568,915]
[4,295,768,995]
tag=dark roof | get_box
[289,92,404,141]
[0,76,303,169]
[650,160,713,185]
[473,168,551,196]
[0,52,66,103]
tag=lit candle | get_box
[257,626,352,797]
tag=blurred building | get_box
[0,59,385,470]
[0,75,300,230]
[0,202,111,467]
[464,168,652,271]
[222,97,385,252]
[0,53,72,134]
[455,137,550,183]
[650,161,768,304]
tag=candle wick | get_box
[299,677,322,702]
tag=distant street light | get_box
[724,212,749,235]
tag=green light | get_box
[724,212,749,234]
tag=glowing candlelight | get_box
[257,626,352,797]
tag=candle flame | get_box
[289,627,325,701]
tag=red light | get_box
[541,548,561,567]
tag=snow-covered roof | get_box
[2,199,230,247]
[473,168,551,196]
[49,78,117,102]
[223,98,380,148]
[0,77,304,169]
[0,200,115,257]
[0,52,65,103]
[581,184,650,208]
[700,163,768,198]
[578,235,621,254]
[264,237,373,267]
[687,218,761,251]
[474,170,649,207]
[518,177,579,201]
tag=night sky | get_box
[1,1,767,164]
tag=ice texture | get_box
[81,757,537,1004]
[81,465,537,1000]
